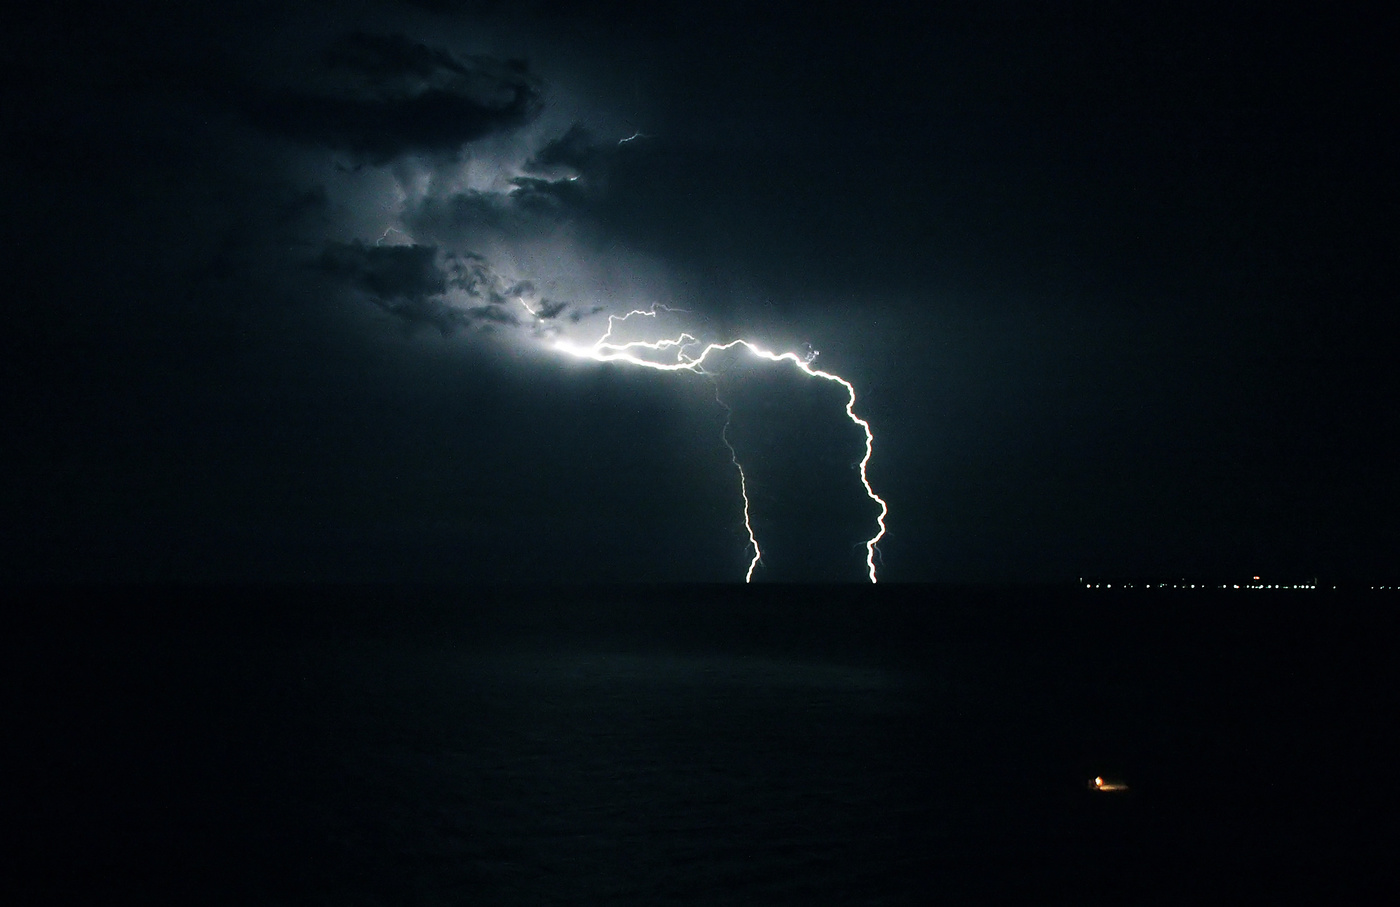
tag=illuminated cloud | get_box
[318,242,539,334]
[398,123,615,246]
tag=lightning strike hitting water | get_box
[710,382,763,582]
[547,308,889,582]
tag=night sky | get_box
[3,1,1395,584]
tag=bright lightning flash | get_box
[548,307,889,583]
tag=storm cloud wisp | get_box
[240,31,544,163]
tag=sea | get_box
[6,584,1392,904]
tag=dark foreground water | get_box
[5,585,1393,904]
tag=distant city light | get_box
[1082,577,1328,591]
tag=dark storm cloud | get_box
[524,123,599,175]
[320,242,446,300]
[569,305,605,323]
[314,241,597,335]
[419,190,523,236]
[442,250,534,309]
[319,241,527,334]
[535,299,568,319]
[508,175,590,212]
[400,122,615,246]
[239,32,543,162]
[402,177,589,245]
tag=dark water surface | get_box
[6,586,1392,904]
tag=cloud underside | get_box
[242,32,543,161]
[318,242,578,335]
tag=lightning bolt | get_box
[548,307,889,582]
[711,382,763,582]
[375,225,410,246]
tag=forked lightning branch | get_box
[533,306,889,582]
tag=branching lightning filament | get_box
[549,307,889,582]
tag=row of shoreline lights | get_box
[1081,579,1394,590]
[1081,576,1324,590]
